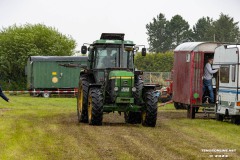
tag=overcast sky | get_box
[0,0,239,51]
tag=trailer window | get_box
[232,65,235,82]
[220,66,229,83]
[186,53,190,62]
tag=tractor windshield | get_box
[94,45,134,69]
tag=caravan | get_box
[172,42,220,118]
[213,45,240,124]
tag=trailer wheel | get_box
[142,89,158,127]
[216,113,224,121]
[88,88,103,125]
[174,102,184,109]
[124,111,141,124]
[42,92,50,98]
[77,75,90,123]
[133,77,143,105]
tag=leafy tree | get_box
[213,13,240,43]
[146,14,193,52]
[135,51,174,72]
[0,23,76,90]
[146,13,170,53]
[193,17,214,41]
[167,15,192,49]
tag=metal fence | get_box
[142,72,171,86]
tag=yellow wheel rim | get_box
[88,95,93,121]
[77,83,83,113]
[142,111,146,122]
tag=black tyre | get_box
[124,111,142,124]
[231,116,240,125]
[77,75,90,123]
[88,88,103,125]
[133,77,143,105]
[174,102,184,109]
[216,113,224,121]
[142,89,158,127]
[42,92,50,98]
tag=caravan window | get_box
[232,65,236,82]
[220,66,229,83]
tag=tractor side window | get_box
[220,66,230,83]
[121,51,134,68]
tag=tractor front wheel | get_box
[142,89,158,127]
[88,88,103,125]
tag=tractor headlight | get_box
[114,87,119,91]
[132,87,137,92]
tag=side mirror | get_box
[81,46,87,54]
[142,48,146,56]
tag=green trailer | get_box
[26,56,87,97]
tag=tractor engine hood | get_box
[108,70,135,103]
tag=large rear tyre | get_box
[124,111,142,124]
[77,75,90,123]
[88,88,103,125]
[142,89,158,127]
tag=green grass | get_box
[0,95,240,160]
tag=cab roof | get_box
[174,42,220,52]
[92,33,135,45]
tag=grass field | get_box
[0,95,240,160]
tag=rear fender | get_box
[143,85,157,100]
[143,85,156,91]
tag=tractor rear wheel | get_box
[77,75,90,123]
[124,111,142,124]
[88,88,103,125]
[142,89,158,127]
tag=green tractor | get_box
[77,33,158,127]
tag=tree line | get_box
[146,13,240,53]
[134,13,240,72]
[0,13,239,89]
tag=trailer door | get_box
[191,52,204,105]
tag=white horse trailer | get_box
[213,44,240,124]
